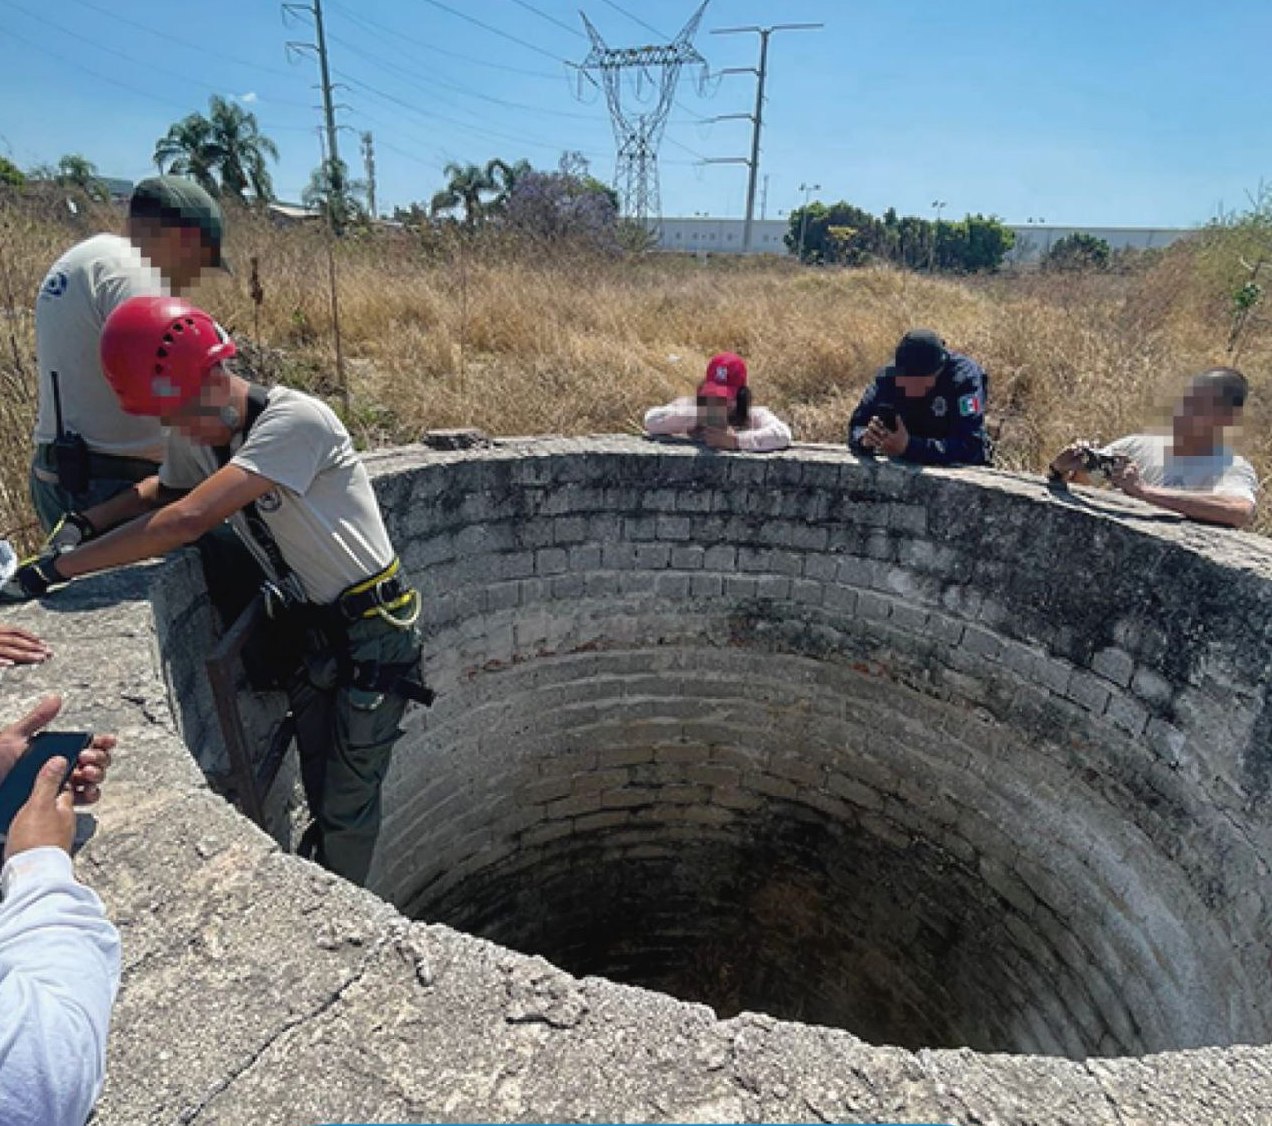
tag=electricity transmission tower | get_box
[577,2,710,233]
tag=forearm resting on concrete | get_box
[58,499,212,578]
[1133,485,1254,528]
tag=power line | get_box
[508,0,587,40]
[328,1,708,164]
[416,0,571,65]
[61,0,299,84]
[0,0,308,110]
[327,0,566,80]
[0,21,197,114]
[328,32,598,123]
[599,0,668,42]
[332,69,611,161]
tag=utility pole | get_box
[284,0,345,232]
[361,131,376,219]
[711,23,822,253]
[760,174,769,220]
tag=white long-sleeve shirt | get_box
[0,847,121,1126]
[643,396,793,452]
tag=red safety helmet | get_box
[100,296,236,416]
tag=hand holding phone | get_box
[874,404,899,432]
[0,731,90,839]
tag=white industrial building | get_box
[654,217,1193,263]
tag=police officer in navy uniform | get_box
[848,328,992,466]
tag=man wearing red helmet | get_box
[8,296,427,887]
[644,352,792,452]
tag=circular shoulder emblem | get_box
[40,271,69,299]
[931,396,948,417]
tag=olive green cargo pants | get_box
[290,612,422,886]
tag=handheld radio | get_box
[50,370,90,495]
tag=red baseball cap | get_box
[697,352,748,400]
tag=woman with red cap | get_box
[4,295,427,887]
[643,352,792,452]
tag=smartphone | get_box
[0,731,91,837]
[875,403,899,431]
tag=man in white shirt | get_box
[1049,367,1258,529]
[0,695,117,1126]
[31,176,228,536]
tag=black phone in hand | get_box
[0,731,91,836]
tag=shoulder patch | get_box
[39,270,69,299]
[958,393,982,416]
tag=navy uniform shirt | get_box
[847,351,992,466]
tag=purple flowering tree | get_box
[505,168,621,252]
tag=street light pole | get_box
[796,181,821,262]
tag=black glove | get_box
[46,511,96,551]
[9,550,69,600]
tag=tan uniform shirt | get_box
[34,234,168,460]
[160,387,395,604]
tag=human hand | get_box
[0,625,52,667]
[1,549,68,602]
[702,425,739,450]
[1049,442,1092,481]
[1111,459,1144,497]
[0,695,113,807]
[867,414,909,457]
[4,755,75,859]
[46,511,96,551]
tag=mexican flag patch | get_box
[958,393,982,416]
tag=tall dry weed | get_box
[2,189,1270,541]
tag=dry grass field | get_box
[3,188,1270,547]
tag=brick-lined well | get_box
[162,436,1272,1061]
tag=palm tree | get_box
[303,158,368,230]
[153,96,278,204]
[152,115,218,196]
[208,96,278,202]
[485,157,532,215]
[430,161,499,225]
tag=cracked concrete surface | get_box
[1,449,1272,1124]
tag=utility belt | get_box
[260,558,434,708]
[34,442,160,490]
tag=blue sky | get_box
[2,0,1271,227]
